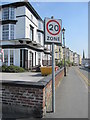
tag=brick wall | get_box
[2,85,45,118]
[2,68,64,118]
[45,69,64,111]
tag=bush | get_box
[1,65,25,73]
[1,65,8,72]
[57,62,62,67]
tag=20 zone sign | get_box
[47,20,61,35]
[45,18,62,44]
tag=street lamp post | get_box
[62,28,66,76]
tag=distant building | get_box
[60,46,63,61]
[54,45,63,64]
[65,47,69,62]
[62,47,69,62]
[73,52,78,65]
[69,50,73,63]
[79,55,82,65]
[77,54,82,65]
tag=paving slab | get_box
[44,66,88,118]
[0,72,45,82]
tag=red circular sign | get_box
[46,20,61,36]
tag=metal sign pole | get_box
[52,42,55,113]
[44,16,62,113]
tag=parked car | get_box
[84,63,89,68]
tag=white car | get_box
[84,63,89,68]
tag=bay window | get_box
[4,50,8,66]
[10,24,14,39]
[2,24,9,40]
[2,7,15,20]
[10,7,15,20]
[2,24,15,40]
[10,50,14,65]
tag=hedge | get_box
[1,65,25,73]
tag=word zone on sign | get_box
[47,36,60,41]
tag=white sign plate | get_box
[44,18,62,44]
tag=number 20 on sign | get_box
[44,18,62,44]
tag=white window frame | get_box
[2,24,9,40]
[2,7,9,20]
[4,49,8,66]
[38,32,41,44]
[2,24,15,40]
[2,7,15,20]
[10,24,14,39]
[10,49,14,65]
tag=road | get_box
[79,66,90,87]
[44,66,88,118]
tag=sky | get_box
[0,0,88,58]
[31,2,88,58]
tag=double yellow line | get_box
[76,68,90,86]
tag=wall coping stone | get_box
[2,67,64,88]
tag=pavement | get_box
[1,66,89,119]
[44,66,88,118]
[0,72,44,82]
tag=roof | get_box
[0,1,43,21]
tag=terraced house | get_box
[0,1,52,69]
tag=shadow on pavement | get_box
[30,73,42,77]
[2,113,33,120]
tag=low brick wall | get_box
[1,67,64,118]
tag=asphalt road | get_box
[79,66,90,80]
[44,66,88,118]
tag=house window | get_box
[4,50,8,65]
[10,24,14,39]
[10,50,13,65]
[2,7,9,20]
[38,52,41,59]
[0,49,4,62]
[30,26,33,41]
[10,7,15,20]
[2,7,15,20]
[38,33,41,44]
[38,21,41,29]
[2,24,15,40]
[2,24,9,40]
[38,52,41,65]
